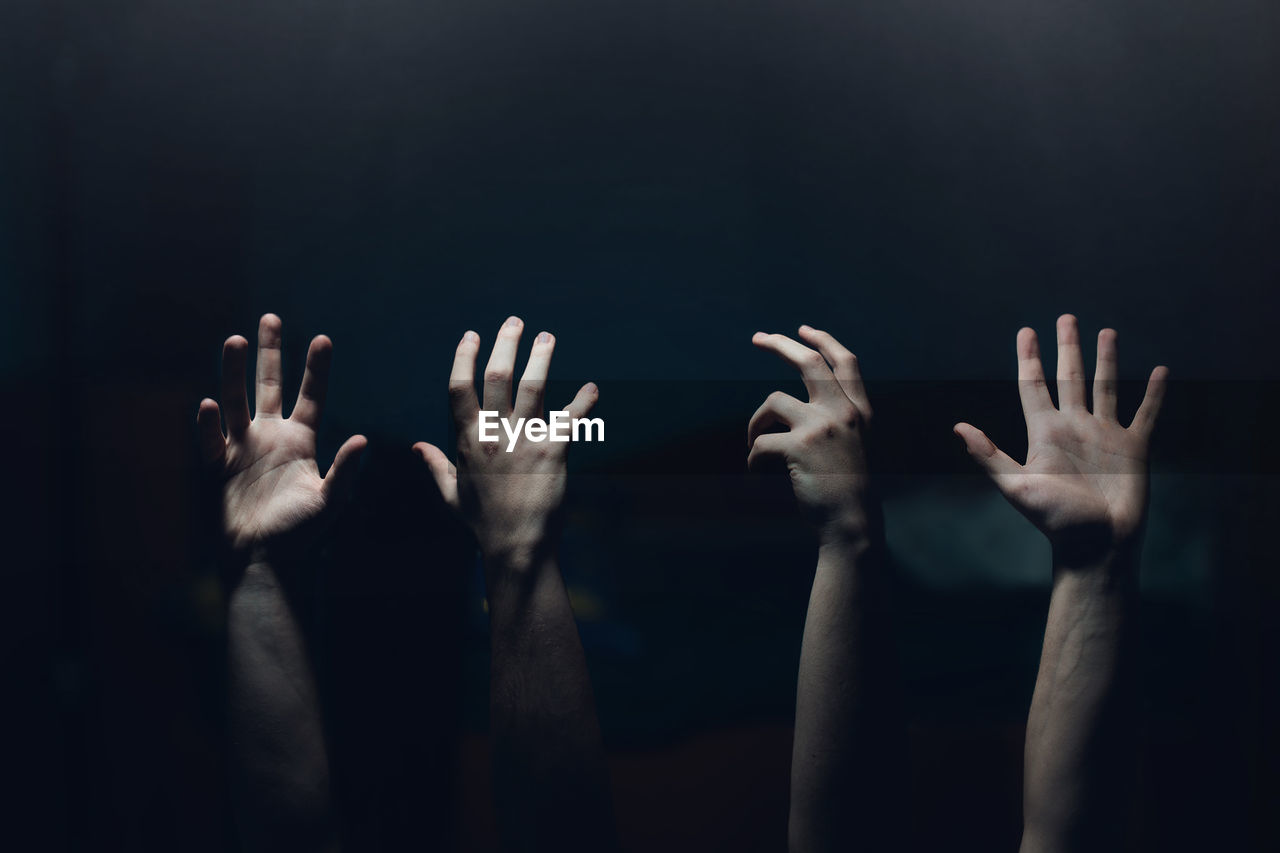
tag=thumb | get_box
[413,441,459,508]
[954,423,1022,495]
[322,434,368,505]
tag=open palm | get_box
[956,315,1167,556]
[197,314,366,553]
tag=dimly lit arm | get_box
[228,557,339,853]
[197,314,364,852]
[748,326,901,853]
[415,317,615,852]
[1020,548,1138,853]
[954,315,1167,853]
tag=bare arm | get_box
[955,315,1167,853]
[415,317,615,853]
[749,326,899,852]
[228,557,338,853]
[197,314,365,852]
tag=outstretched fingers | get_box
[291,335,333,428]
[954,422,1024,496]
[1093,328,1119,421]
[483,316,524,415]
[322,434,367,504]
[1017,327,1054,419]
[221,335,251,435]
[563,382,599,421]
[255,313,285,418]
[449,331,481,428]
[1055,314,1086,412]
[196,398,227,465]
[1129,365,1169,438]
[514,331,555,418]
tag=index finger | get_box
[1017,327,1054,418]
[798,325,870,415]
[751,332,839,401]
[448,330,481,428]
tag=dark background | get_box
[4,0,1278,850]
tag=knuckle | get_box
[484,368,511,384]
[800,425,832,447]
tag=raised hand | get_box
[750,326,899,853]
[196,313,366,555]
[959,316,1169,853]
[413,316,614,853]
[414,315,598,571]
[954,314,1168,560]
[198,314,360,852]
[748,325,874,541]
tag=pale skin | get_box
[748,326,899,853]
[415,316,615,853]
[955,314,1168,853]
[197,313,365,853]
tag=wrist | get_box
[817,496,882,551]
[482,539,557,584]
[1050,539,1140,585]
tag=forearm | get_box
[486,554,616,853]
[1020,547,1140,853]
[228,559,338,853]
[789,509,897,853]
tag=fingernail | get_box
[504,315,522,328]
[585,382,598,395]
[799,324,812,331]
[462,330,478,343]
[536,331,551,344]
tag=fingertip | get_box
[1016,327,1038,353]
[259,313,283,336]
[224,335,249,352]
[1151,365,1170,382]
[502,315,523,331]
[584,381,598,397]
[310,333,334,352]
[1098,328,1117,344]
[196,399,220,427]
[535,331,554,345]
[460,330,479,345]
